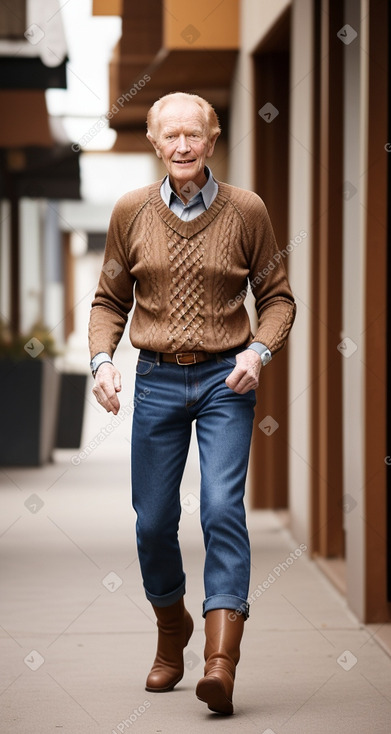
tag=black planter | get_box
[55,372,87,449]
[0,358,60,466]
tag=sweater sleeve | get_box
[243,195,296,354]
[88,198,136,360]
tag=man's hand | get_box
[225,349,261,394]
[92,363,122,414]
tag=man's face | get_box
[148,99,218,197]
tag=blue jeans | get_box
[131,347,256,619]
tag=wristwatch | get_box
[247,342,272,367]
[90,352,113,378]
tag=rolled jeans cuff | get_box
[203,594,250,620]
[144,577,186,607]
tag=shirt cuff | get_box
[90,352,113,377]
[247,342,272,366]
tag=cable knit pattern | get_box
[213,206,236,348]
[167,233,205,351]
[142,204,161,346]
[88,178,296,359]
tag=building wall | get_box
[230,0,389,625]
[0,201,11,326]
[286,0,314,547]
[19,199,43,334]
[342,0,368,621]
[229,0,313,547]
[229,0,291,191]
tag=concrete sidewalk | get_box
[1,454,391,734]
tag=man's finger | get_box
[231,377,258,394]
[225,365,245,390]
[225,365,259,394]
[113,371,122,393]
[106,388,120,413]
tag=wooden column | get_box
[310,0,344,557]
[363,0,390,622]
[251,12,290,508]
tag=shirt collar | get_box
[160,166,218,210]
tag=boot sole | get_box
[196,676,234,715]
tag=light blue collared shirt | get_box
[160,166,218,221]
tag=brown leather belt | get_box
[160,351,214,365]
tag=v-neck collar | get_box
[148,179,229,238]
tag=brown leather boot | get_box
[145,597,194,692]
[196,609,244,715]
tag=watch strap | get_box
[90,352,113,377]
[247,342,272,366]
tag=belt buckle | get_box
[176,352,197,365]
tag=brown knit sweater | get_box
[88,179,296,358]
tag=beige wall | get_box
[227,48,254,190]
[229,0,313,548]
[342,0,369,621]
[228,0,291,190]
[241,0,291,53]
[287,0,314,548]
[228,0,379,624]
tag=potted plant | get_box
[0,321,61,466]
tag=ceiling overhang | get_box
[0,90,53,148]
[94,0,239,149]
[0,144,81,200]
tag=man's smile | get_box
[173,159,196,164]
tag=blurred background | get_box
[0,0,389,638]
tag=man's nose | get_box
[176,134,190,153]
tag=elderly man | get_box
[88,92,295,715]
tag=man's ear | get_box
[206,132,220,159]
[146,131,162,159]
